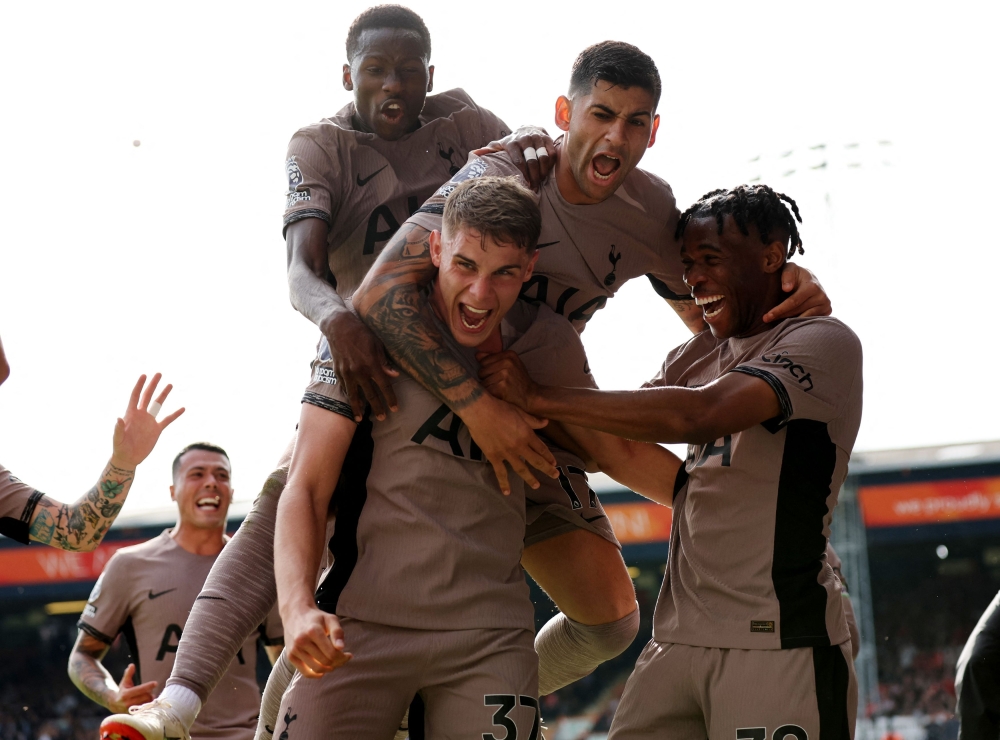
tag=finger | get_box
[127,376,145,412]
[799,305,830,318]
[490,460,511,496]
[139,373,162,411]
[509,141,541,190]
[324,615,346,651]
[158,407,186,429]
[372,370,399,413]
[289,653,325,679]
[126,681,158,696]
[120,663,136,687]
[344,381,366,423]
[297,638,336,670]
[762,293,806,322]
[358,378,387,420]
[153,383,173,406]
[508,457,540,491]
[517,410,549,429]
[526,438,559,478]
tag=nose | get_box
[382,70,402,94]
[684,264,707,290]
[469,274,491,302]
[604,117,628,147]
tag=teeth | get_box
[704,303,724,318]
[464,305,489,314]
[695,294,724,306]
[197,496,220,507]
[461,313,487,329]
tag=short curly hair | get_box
[346,5,431,62]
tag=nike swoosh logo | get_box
[537,241,559,249]
[148,588,177,600]
[356,165,388,187]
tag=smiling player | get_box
[72,444,283,740]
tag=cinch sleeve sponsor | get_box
[730,320,862,426]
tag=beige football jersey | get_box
[283,88,510,299]
[79,531,283,739]
[0,463,43,544]
[303,301,596,631]
[408,145,689,331]
[648,317,863,650]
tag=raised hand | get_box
[111,373,185,470]
[472,125,557,191]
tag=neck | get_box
[735,279,788,338]
[170,521,227,556]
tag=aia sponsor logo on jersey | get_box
[285,156,311,208]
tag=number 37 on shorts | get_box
[483,694,540,740]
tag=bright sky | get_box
[1,1,997,515]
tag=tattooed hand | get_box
[27,373,184,551]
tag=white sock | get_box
[158,684,202,729]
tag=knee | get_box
[579,605,640,661]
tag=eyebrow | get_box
[589,103,652,119]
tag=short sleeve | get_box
[302,337,356,421]
[78,554,132,644]
[0,465,44,544]
[409,153,527,233]
[730,319,862,426]
[259,601,284,646]
[282,129,343,237]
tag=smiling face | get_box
[554,80,660,205]
[429,226,539,348]
[681,215,787,339]
[170,449,233,530]
[343,27,433,141]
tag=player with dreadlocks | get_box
[480,183,864,740]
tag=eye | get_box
[366,66,383,74]
[593,111,612,121]
[629,118,647,127]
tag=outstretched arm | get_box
[275,403,355,678]
[354,221,557,494]
[480,350,780,445]
[28,374,183,551]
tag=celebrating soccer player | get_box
[478,185,863,739]
[73,443,283,739]
[274,177,680,738]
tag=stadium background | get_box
[3,439,998,740]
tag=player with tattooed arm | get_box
[106,6,556,740]
[352,42,833,698]
[72,443,283,740]
[274,177,681,739]
[0,334,183,551]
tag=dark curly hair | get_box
[346,5,431,62]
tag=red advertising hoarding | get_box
[859,476,1000,528]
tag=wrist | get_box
[108,455,137,475]
[318,305,355,338]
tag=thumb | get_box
[325,616,346,650]
[781,263,798,292]
[517,409,548,429]
[120,663,136,688]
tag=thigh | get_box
[706,643,856,740]
[609,641,705,740]
[423,629,539,740]
[275,619,416,740]
[525,448,620,549]
[522,527,635,624]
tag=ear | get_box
[554,96,572,133]
[522,249,541,282]
[426,64,435,92]
[342,63,353,92]
[429,229,444,267]
[648,113,660,149]
[169,485,177,502]
[762,240,786,274]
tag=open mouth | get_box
[379,100,405,124]
[458,303,492,332]
[591,153,621,182]
[196,495,221,511]
[695,294,726,319]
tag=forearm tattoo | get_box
[359,223,484,410]
[68,639,115,709]
[29,460,134,551]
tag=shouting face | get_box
[170,449,233,530]
[344,27,434,141]
[429,226,539,348]
[554,80,660,204]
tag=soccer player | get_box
[105,7,553,739]
[352,42,832,698]
[274,176,680,738]
[0,334,183,550]
[956,590,1000,740]
[477,184,863,740]
[73,442,283,739]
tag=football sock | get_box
[167,466,288,702]
[255,650,295,740]
[158,684,201,730]
[535,604,640,696]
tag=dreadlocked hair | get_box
[675,184,804,259]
